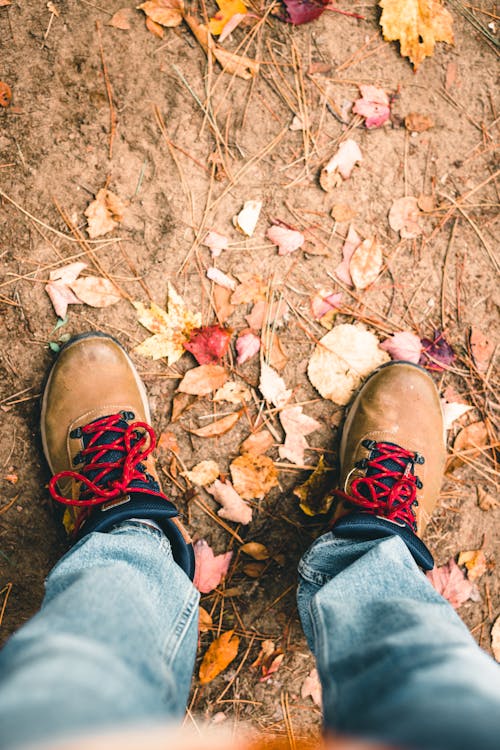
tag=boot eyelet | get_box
[69,427,83,439]
[72,452,82,466]
[361,439,376,450]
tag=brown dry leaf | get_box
[457,549,488,582]
[301,668,322,707]
[263,331,288,371]
[491,616,500,662]
[70,277,121,308]
[331,203,357,223]
[171,392,196,422]
[214,381,250,405]
[213,286,235,324]
[426,558,473,609]
[450,421,488,469]
[240,430,274,456]
[470,328,495,373]
[477,487,500,512]
[389,197,421,239]
[379,0,454,71]
[349,238,383,290]
[243,561,266,578]
[207,478,253,524]
[3,473,18,484]
[85,189,127,239]
[177,365,228,396]
[185,460,220,486]
[0,1,12,6]
[199,606,213,633]
[294,456,334,516]
[240,542,270,560]
[230,454,279,500]
[108,8,134,29]
[199,630,240,685]
[157,430,179,453]
[231,273,267,305]
[146,15,165,36]
[137,0,183,27]
[404,112,434,132]
[251,640,276,668]
[0,81,12,108]
[189,410,241,438]
[184,13,259,80]
[417,194,435,212]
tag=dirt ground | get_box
[0,0,499,740]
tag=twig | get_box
[96,21,117,158]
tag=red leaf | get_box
[353,85,390,129]
[184,325,231,365]
[280,0,328,25]
[419,330,455,371]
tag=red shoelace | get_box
[49,414,163,507]
[334,442,421,529]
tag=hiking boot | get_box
[41,332,194,578]
[331,362,446,570]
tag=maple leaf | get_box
[199,630,240,684]
[134,283,202,365]
[207,478,253,524]
[353,85,390,128]
[208,0,247,36]
[45,262,87,318]
[185,460,220,487]
[137,0,183,27]
[278,405,321,465]
[193,539,232,594]
[84,189,127,239]
[419,330,455,371]
[320,139,363,191]
[380,0,454,71]
[230,454,279,500]
[266,223,305,256]
[379,331,422,364]
[184,325,231,365]
[389,197,422,239]
[426,558,473,609]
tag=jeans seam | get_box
[161,584,199,665]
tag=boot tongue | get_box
[80,415,160,498]
[358,441,415,499]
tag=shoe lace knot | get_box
[48,412,164,508]
[336,440,424,531]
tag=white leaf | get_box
[206,267,237,291]
[233,200,262,237]
[259,362,292,408]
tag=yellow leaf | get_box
[293,456,335,517]
[379,0,454,71]
[137,0,183,27]
[199,630,239,684]
[208,0,247,36]
[134,283,202,366]
[457,549,488,582]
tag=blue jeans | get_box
[0,524,499,750]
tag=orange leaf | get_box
[188,410,241,438]
[177,364,228,396]
[199,630,240,684]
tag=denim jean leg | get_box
[297,532,500,750]
[0,523,200,750]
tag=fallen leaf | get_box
[379,331,422,363]
[203,230,229,257]
[259,362,291,408]
[280,0,328,25]
[0,1,12,6]
[171,392,196,422]
[450,421,488,469]
[230,454,279,499]
[218,11,248,42]
[301,668,322,707]
[0,81,12,108]
[477,487,500,512]
[380,0,454,71]
[334,225,361,286]
[470,328,494,373]
[214,380,251,404]
[417,193,435,212]
[245,299,286,331]
[258,648,284,681]
[263,331,288,371]
[137,0,183,27]
[193,539,233,594]
[231,273,267,305]
[458,549,488,582]
[240,430,274,456]
[244,561,266,578]
[233,200,262,236]
[389,197,422,239]
[189,410,241,438]
[45,281,81,319]
[184,325,231,365]
[419,330,455,371]
[240,542,270,560]
[145,15,165,36]
[49,262,87,285]
[214,286,235,324]
[3,473,18,484]
[208,0,247,35]
[251,640,275,667]
[207,267,237,291]
[308,324,390,405]
[135,283,202,365]
[290,114,306,131]
[294,456,334,515]
[199,606,213,632]
[185,460,220,486]
[405,112,434,132]
[279,405,321,465]
[157,431,179,453]
[177,364,228,396]
[426,558,473,608]
[353,85,390,128]
[441,399,473,431]
[207,478,253,524]
[320,139,362,191]
[85,189,127,239]
[70,277,121,308]
[349,238,383,290]
[236,330,261,364]
[266,223,305,256]
[199,630,240,684]
[311,289,343,329]
[108,7,134,29]
[184,12,259,79]
[491,616,500,661]
[331,203,357,223]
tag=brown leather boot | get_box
[331,362,446,570]
[41,332,194,578]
